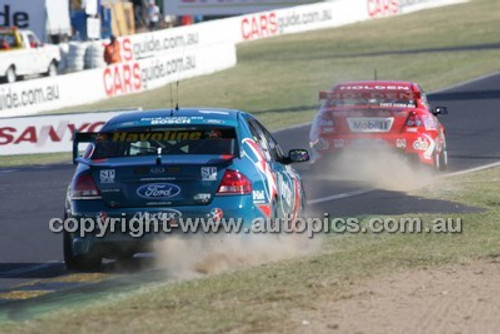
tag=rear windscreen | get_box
[91,127,237,159]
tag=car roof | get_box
[332,81,419,91]
[101,108,244,131]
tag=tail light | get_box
[405,111,424,128]
[217,170,252,195]
[71,173,101,200]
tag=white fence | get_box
[0,0,464,155]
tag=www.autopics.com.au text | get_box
[49,214,463,238]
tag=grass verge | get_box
[1,167,499,333]
[2,0,500,167]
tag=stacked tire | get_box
[57,43,70,73]
[66,42,88,73]
[84,41,106,69]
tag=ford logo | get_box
[136,183,181,199]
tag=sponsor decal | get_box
[150,167,165,174]
[204,119,224,124]
[278,173,293,209]
[242,138,278,212]
[111,131,202,142]
[415,134,436,160]
[339,84,410,91]
[101,188,121,193]
[319,119,334,126]
[396,138,407,149]
[252,190,266,203]
[201,167,218,181]
[423,115,437,130]
[209,208,224,222]
[194,193,211,203]
[132,209,182,222]
[380,103,415,108]
[347,118,394,133]
[413,137,429,151]
[140,116,202,125]
[136,183,181,199]
[100,169,116,184]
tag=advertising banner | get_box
[164,0,321,16]
[0,110,127,155]
[0,40,236,119]
[0,0,45,40]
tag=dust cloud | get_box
[316,148,437,191]
[153,234,321,279]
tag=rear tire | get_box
[435,147,448,171]
[64,231,102,271]
[47,61,58,77]
[5,66,16,83]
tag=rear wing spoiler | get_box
[319,90,418,101]
[72,132,100,164]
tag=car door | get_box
[249,118,303,220]
[25,32,42,75]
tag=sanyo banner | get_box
[0,111,124,155]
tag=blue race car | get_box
[64,108,309,270]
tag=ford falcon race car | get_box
[64,108,309,270]
[309,81,448,171]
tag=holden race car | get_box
[309,81,448,171]
[64,108,309,270]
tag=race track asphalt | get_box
[1,72,500,303]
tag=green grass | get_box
[0,152,71,167]
[1,166,499,333]
[2,0,500,167]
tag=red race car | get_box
[309,81,448,171]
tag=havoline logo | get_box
[136,183,181,199]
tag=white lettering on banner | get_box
[0,112,117,155]
[0,41,236,119]
[0,85,60,110]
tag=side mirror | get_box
[285,149,310,164]
[432,106,448,115]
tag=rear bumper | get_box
[310,132,442,165]
[67,194,261,246]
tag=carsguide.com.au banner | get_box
[0,41,236,119]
